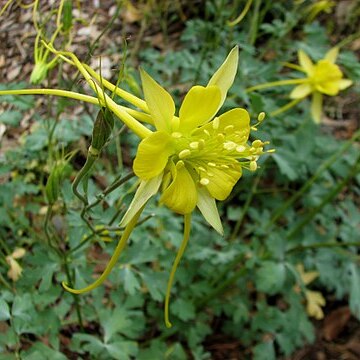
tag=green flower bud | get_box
[91,108,114,152]
[45,162,66,204]
[30,61,48,84]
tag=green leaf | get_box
[172,298,196,321]
[0,299,10,321]
[349,263,360,320]
[101,308,132,343]
[120,267,141,296]
[272,153,298,181]
[252,340,276,360]
[20,342,67,360]
[0,110,23,126]
[256,261,286,294]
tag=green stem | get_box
[165,213,192,328]
[196,266,247,309]
[248,0,261,45]
[265,129,360,230]
[62,254,84,331]
[287,241,360,254]
[286,154,360,239]
[72,153,98,205]
[246,78,308,92]
[229,169,263,241]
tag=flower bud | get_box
[45,161,66,204]
[30,61,48,84]
[91,108,114,152]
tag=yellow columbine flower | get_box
[247,47,353,123]
[0,45,270,327]
[289,48,353,122]
[120,47,268,237]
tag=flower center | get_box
[171,119,266,186]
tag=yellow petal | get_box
[140,68,175,132]
[311,92,323,123]
[197,187,223,235]
[11,248,26,259]
[208,46,239,109]
[133,131,174,180]
[6,257,23,281]
[306,290,326,320]
[296,264,319,285]
[120,175,163,226]
[219,107,250,132]
[338,79,353,90]
[204,164,242,201]
[324,47,339,63]
[179,85,221,132]
[290,83,312,99]
[197,108,250,142]
[315,81,339,96]
[160,162,197,214]
[298,50,314,75]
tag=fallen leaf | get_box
[322,306,351,341]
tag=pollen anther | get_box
[189,141,199,149]
[200,178,210,186]
[179,149,191,159]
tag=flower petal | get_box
[311,92,323,123]
[203,164,242,201]
[338,79,353,90]
[298,50,314,75]
[197,187,223,235]
[178,85,221,132]
[160,162,197,214]
[120,174,163,226]
[133,131,174,180]
[140,68,175,132]
[324,47,339,63]
[208,46,239,110]
[218,108,250,140]
[290,83,312,99]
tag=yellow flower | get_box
[6,248,26,282]
[246,47,353,123]
[296,264,326,320]
[121,47,268,235]
[0,44,270,327]
[290,48,353,122]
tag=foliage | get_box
[0,0,359,359]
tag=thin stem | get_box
[246,78,308,92]
[196,266,247,309]
[229,169,263,241]
[84,172,135,213]
[62,206,144,294]
[62,254,84,331]
[287,241,360,254]
[227,0,254,26]
[248,0,261,45]
[286,155,360,239]
[270,98,303,117]
[0,89,100,105]
[72,154,98,206]
[165,213,192,328]
[265,129,360,230]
